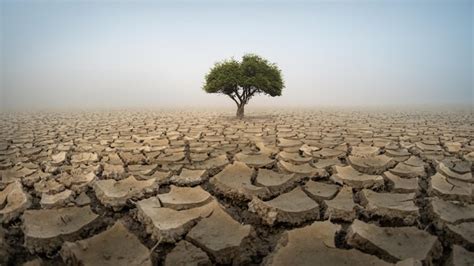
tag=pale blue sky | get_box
[0,0,472,110]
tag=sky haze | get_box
[0,0,472,110]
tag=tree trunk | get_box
[236,104,245,119]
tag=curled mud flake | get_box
[0,181,30,223]
[323,186,358,222]
[93,175,158,210]
[358,189,419,225]
[60,221,152,266]
[330,165,384,189]
[210,161,270,201]
[248,187,319,226]
[22,206,99,253]
[264,220,390,266]
[346,219,441,263]
[186,205,253,264]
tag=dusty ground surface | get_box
[0,108,473,265]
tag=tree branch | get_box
[248,88,257,98]
[242,87,257,104]
[227,93,239,105]
[235,88,243,104]
[241,87,250,104]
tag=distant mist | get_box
[1,0,472,111]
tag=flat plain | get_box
[0,108,473,265]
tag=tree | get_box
[203,54,284,119]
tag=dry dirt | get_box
[0,108,473,265]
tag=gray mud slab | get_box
[303,180,340,201]
[264,220,391,266]
[359,189,419,224]
[330,165,384,189]
[323,186,358,222]
[60,221,152,266]
[248,187,319,225]
[429,173,472,202]
[209,161,269,200]
[22,206,99,253]
[234,152,274,168]
[0,181,31,223]
[383,171,418,193]
[278,160,328,178]
[186,206,253,264]
[164,240,211,266]
[157,185,213,210]
[446,245,474,266]
[255,169,296,197]
[389,162,426,179]
[93,175,157,210]
[348,154,396,174]
[136,197,216,243]
[429,197,474,226]
[347,219,441,263]
[445,222,474,248]
[170,168,207,186]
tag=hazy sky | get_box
[0,0,472,110]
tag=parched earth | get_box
[0,108,473,265]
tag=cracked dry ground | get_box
[0,109,473,266]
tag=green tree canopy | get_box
[203,54,284,118]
